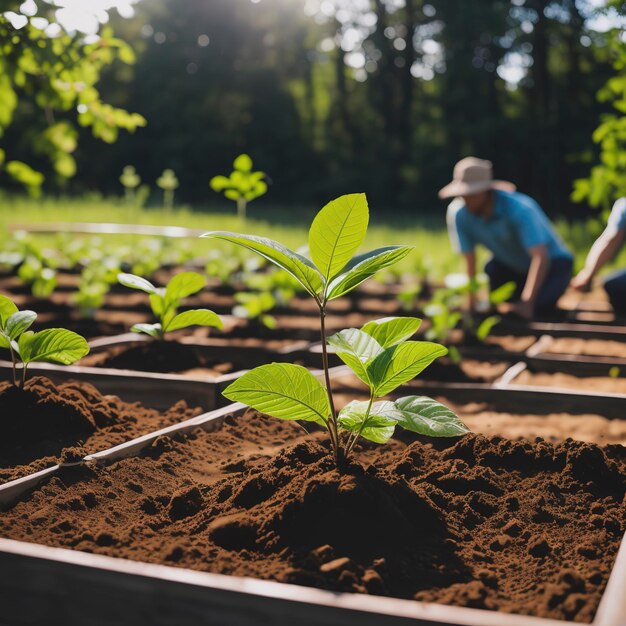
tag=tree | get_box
[572,0,626,212]
[0,0,145,194]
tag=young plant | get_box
[156,168,179,212]
[424,274,517,361]
[120,165,141,206]
[117,271,223,339]
[0,295,89,387]
[203,193,468,465]
[210,154,268,222]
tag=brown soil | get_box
[485,334,537,353]
[547,338,626,360]
[80,341,239,378]
[0,376,201,483]
[418,359,509,383]
[1,411,623,622]
[330,375,626,446]
[514,370,626,395]
[455,406,626,446]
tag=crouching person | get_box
[441,157,573,320]
[571,197,626,315]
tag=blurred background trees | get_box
[2,0,625,215]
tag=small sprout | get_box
[117,271,223,339]
[120,165,141,207]
[233,291,278,329]
[609,366,620,378]
[210,154,268,222]
[204,193,469,466]
[156,168,179,212]
[0,294,89,388]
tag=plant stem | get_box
[319,305,342,465]
[346,392,374,456]
[20,362,27,389]
[237,197,247,222]
[8,344,17,386]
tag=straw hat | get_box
[438,157,516,199]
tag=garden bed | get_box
[0,376,201,483]
[80,333,312,379]
[0,406,624,624]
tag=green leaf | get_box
[22,329,89,365]
[489,281,517,304]
[233,153,253,172]
[131,323,162,337]
[164,272,206,305]
[475,316,500,341]
[210,175,231,192]
[17,331,35,361]
[4,310,36,340]
[326,246,413,300]
[222,363,330,425]
[0,294,18,327]
[164,309,223,332]
[118,273,157,294]
[361,317,421,348]
[327,328,383,386]
[309,193,369,282]
[393,396,470,437]
[201,232,324,298]
[338,400,398,443]
[368,341,448,396]
[149,292,165,319]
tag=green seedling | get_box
[156,169,179,212]
[117,271,223,339]
[0,294,89,387]
[203,193,468,466]
[233,291,278,329]
[424,274,516,362]
[120,165,140,205]
[210,154,268,222]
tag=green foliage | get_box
[203,193,412,306]
[5,161,43,197]
[223,363,330,426]
[573,10,626,209]
[0,4,146,192]
[225,317,467,457]
[210,154,268,221]
[424,273,514,360]
[157,169,179,211]
[210,193,467,465]
[0,294,89,387]
[233,291,277,329]
[117,271,222,339]
[119,166,149,209]
[120,165,141,190]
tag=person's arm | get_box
[571,227,625,290]
[463,251,477,312]
[514,243,550,318]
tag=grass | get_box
[2,193,626,282]
[0,194,461,276]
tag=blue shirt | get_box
[447,190,573,274]
[607,197,626,233]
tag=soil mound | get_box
[0,376,200,482]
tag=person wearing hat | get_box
[441,157,573,320]
[571,197,626,314]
